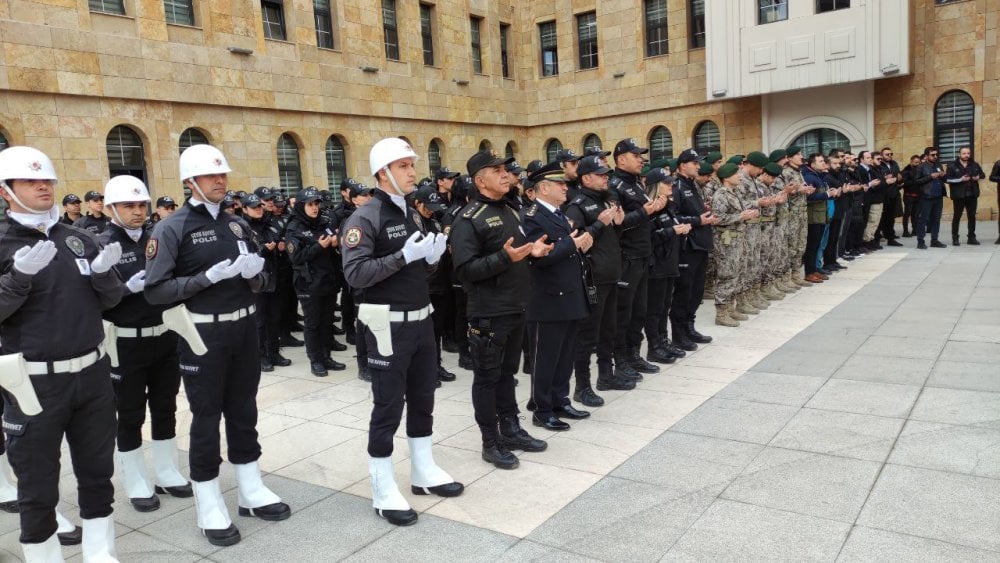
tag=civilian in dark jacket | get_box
[991,158,1000,244]
[877,147,903,246]
[909,147,948,249]
[900,154,923,237]
[944,146,985,245]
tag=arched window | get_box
[934,90,975,162]
[505,141,517,160]
[178,128,209,155]
[0,130,9,151]
[791,128,851,157]
[648,126,674,161]
[277,133,302,192]
[106,125,147,184]
[479,139,492,152]
[692,120,720,154]
[428,139,442,175]
[325,136,347,196]
[582,134,602,153]
[545,139,563,163]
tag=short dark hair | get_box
[958,145,972,153]
[923,146,938,156]
[880,147,893,153]
[858,150,872,160]
[828,149,844,158]
[909,154,921,161]
[808,153,825,166]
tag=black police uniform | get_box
[331,198,359,342]
[441,197,472,369]
[60,213,81,226]
[285,195,345,374]
[417,209,453,378]
[646,204,682,353]
[74,213,111,235]
[0,220,122,544]
[611,169,656,371]
[270,209,301,342]
[99,223,181,454]
[144,200,267,482]
[564,187,627,392]
[522,201,590,422]
[245,208,284,368]
[450,192,530,448]
[341,189,437,458]
[670,173,713,337]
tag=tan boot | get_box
[715,304,740,327]
[751,286,770,309]
[763,283,785,300]
[780,273,799,292]
[736,297,760,315]
[729,304,750,321]
[793,272,811,287]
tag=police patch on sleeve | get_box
[65,236,85,257]
[344,227,362,248]
[145,239,158,260]
[229,222,244,239]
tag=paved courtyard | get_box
[1,226,998,562]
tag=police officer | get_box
[522,163,593,430]
[74,190,111,234]
[145,144,289,547]
[440,175,476,371]
[60,193,82,225]
[0,146,124,561]
[156,196,178,221]
[450,150,552,469]
[99,175,192,514]
[435,167,460,207]
[645,169,690,361]
[555,149,583,205]
[341,138,462,526]
[285,187,347,377]
[243,194,291,372]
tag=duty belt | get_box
[25,345,106,375]
[190,305,257,324]
[389,304,432,323]
[115,324,169,338]
[758,216,776,223]
[718,229,742,245]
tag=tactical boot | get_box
[736,299,760,316]
[596,364,636,391]
[482,440,519,470]
[671,322,698,351]
[715,304,740,327]
[779,274,799,292]
[729,306,749,321]
[686,321,713,344]
[792,272,811,287]
[657,334,686,358]
[750,288,770,310]
[573,385,605,407]
[614,352,644,381]
[646,345,676,364]
[498,416,547,452]
[764,283,785,300]
[627,347,659,374]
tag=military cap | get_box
[62,194,81,205]
[613,138,649,159]
[698,161,715,175]
[763,163,784,177]
[467,150,513,177]
[769,149,788,162]
[717,163,740,180]
[577,155,612,177]
[746,152,769,168]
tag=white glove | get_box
[240,254,265,279]
[205,258,240,284]
[426,233,448,265]
[90,242,122,274]
[125,270,146,293]
[401,231,428,264]
[12,240,57,276]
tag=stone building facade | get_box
[0,0,995,215]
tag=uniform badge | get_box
[444,225,452,236]
[344,227,362,248]
[286,241,295,254]
[228,222,244,239]
[29,161,42,172]
[145,238,158,259]
[65,236,85,257]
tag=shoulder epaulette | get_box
[525,203,538,217]
[461,201,484,219]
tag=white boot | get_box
[369,456,417,525]
[408,437,460,493]
[20,533,64,563]
[81,516,118,563]
[150,438,189,489]
[0,453,18,511]
[233,462,281,509]
[191,479,232,530]
[118,449,154,499]
[55,510,77,534]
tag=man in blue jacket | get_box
[909,147,949,249]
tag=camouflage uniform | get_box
[711,185,747,308]
[700,174,721,298]
[782,165,808,281]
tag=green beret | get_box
[698,161,714,175]
[763,162,783,177]
[726,155,745,165]
[666,158,678,170]
[705,151,723,164]
[746,151,769,167]
[647,158,669,170]
[769,149,787,162]
[717,163,739,181]
[786,145,803,156]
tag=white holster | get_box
[102,321,119,368]
[162,304,208,355]
[0,354,42,416]
[357,303,393,356]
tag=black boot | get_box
[573,385,605,407]
[458,350,474,370]
[613,351,643,381]
[437,365,457,382]
[658,334,686,358]
[442,337,459,353]
[310,361,328,377]
[323,356,346,371]
[498,416,547,452]
[270,352,292,367]
[597,363,637,391]
[260,354,274,373]
[332,324,346,335]
[280,333,303,347]
[482,440,519,469]
[686,321,713,344]
[329,337,348,352]
[628,347,660,373]
[646,346,676,364]
[357,360,372,382]
[671,322,698,351]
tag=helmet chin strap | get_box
[187,178,211,203]
[2,182,54,215]
[382,166,405,196]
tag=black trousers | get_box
[255,291,281,356]
[804,223,825,274]
[3,358,116,543]
[671,250,707,325]
[902,197,918,234]
[300,292,334,363]
[453,289,469,354]
[340,285,356,332]
[112,333,181,452]
[362,317,437,457]
[645,275,675,344]
[916,197,943,243]
[574,283,617,388]
[951,195,978,240]
[430,292,451,366]
[180,317,262,482]
[825,206,845,266]
[469,314,522,441]
[615,256,650,351]
[878,196,899,240]
[277,271,298,332]
[526,321,577,418]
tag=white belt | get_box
[25,346,106,376]
[115,324,169,338]
[389,305,432,323]
[189,305,256,324]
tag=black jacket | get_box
[672,174,713,252]
[564,187,621,285]
[611,170,652,258]
[650,204,681,278]
[245,213,279,293]
[990,160,1000,185]
[945,158,984,199]
[450,192,529,318]
[0,220,122,360]
[418,213,450,294]
[100,223,169,328]
[522,202,590,323]
[285,204,339,296]
[910,161,947,199]
[74,213,111,235]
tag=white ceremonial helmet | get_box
[179,144,232,183]
[0,146,58,188]
[369,138,419,176]
[103,175,151,206]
